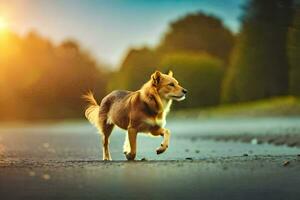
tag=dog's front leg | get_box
[123,134,130,155]
[125,127,137,161]
[151,128,170,154]
[157,129,170,154]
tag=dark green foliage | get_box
[158,12,235,63]
[160,53,224,109]
[288,3,300,96]
[222,0,293,103]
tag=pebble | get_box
[28,171,36,177]
[283,161,290,167]
[141,158,147,161]
[42,174,51,180]
[251,138,258,145]
[43,143,50,149]
[185,157,193,160]
[243,153,248,157]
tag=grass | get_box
[173,96,300,118]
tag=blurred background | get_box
[1,2,300,199]
[0,0,300,121]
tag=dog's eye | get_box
[168,83,175,87]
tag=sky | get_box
[0,0,246,69]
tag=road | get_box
[0,118,299,200]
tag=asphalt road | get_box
[0,118,300,200]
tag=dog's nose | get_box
[182,88,187,94]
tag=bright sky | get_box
[0,0,245,68]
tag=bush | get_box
[160,53,224,109]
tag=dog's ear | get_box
[168,70,173,77]
[151,70,161,86]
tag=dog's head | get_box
[151,70,187,101]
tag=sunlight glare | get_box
[0,17,7,30]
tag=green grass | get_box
[173,96,300,118]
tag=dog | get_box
[83,70,187,161]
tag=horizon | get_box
[0,0,245,69]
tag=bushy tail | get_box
[82,91,100,128]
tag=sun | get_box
[0,17,7,30]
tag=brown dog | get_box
[83,70,187,160]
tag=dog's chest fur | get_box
[145,100,172,128]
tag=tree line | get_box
[0,32,107,120]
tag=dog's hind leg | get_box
[84,92,115,160]
[100,122,114,161]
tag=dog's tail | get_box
[82,91,100,128]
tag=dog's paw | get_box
[156,143,168,155]
[156,147,167,155]
[125,153,136,161]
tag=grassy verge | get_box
[172,96,300,118]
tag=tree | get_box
[158,12,235,63]
[109,47,159,91]
[160,53,224,109]
[288,2,300,96]
[222,0,293,103]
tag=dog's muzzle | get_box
[170,94,186,101]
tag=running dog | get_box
[83,70,187,160]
